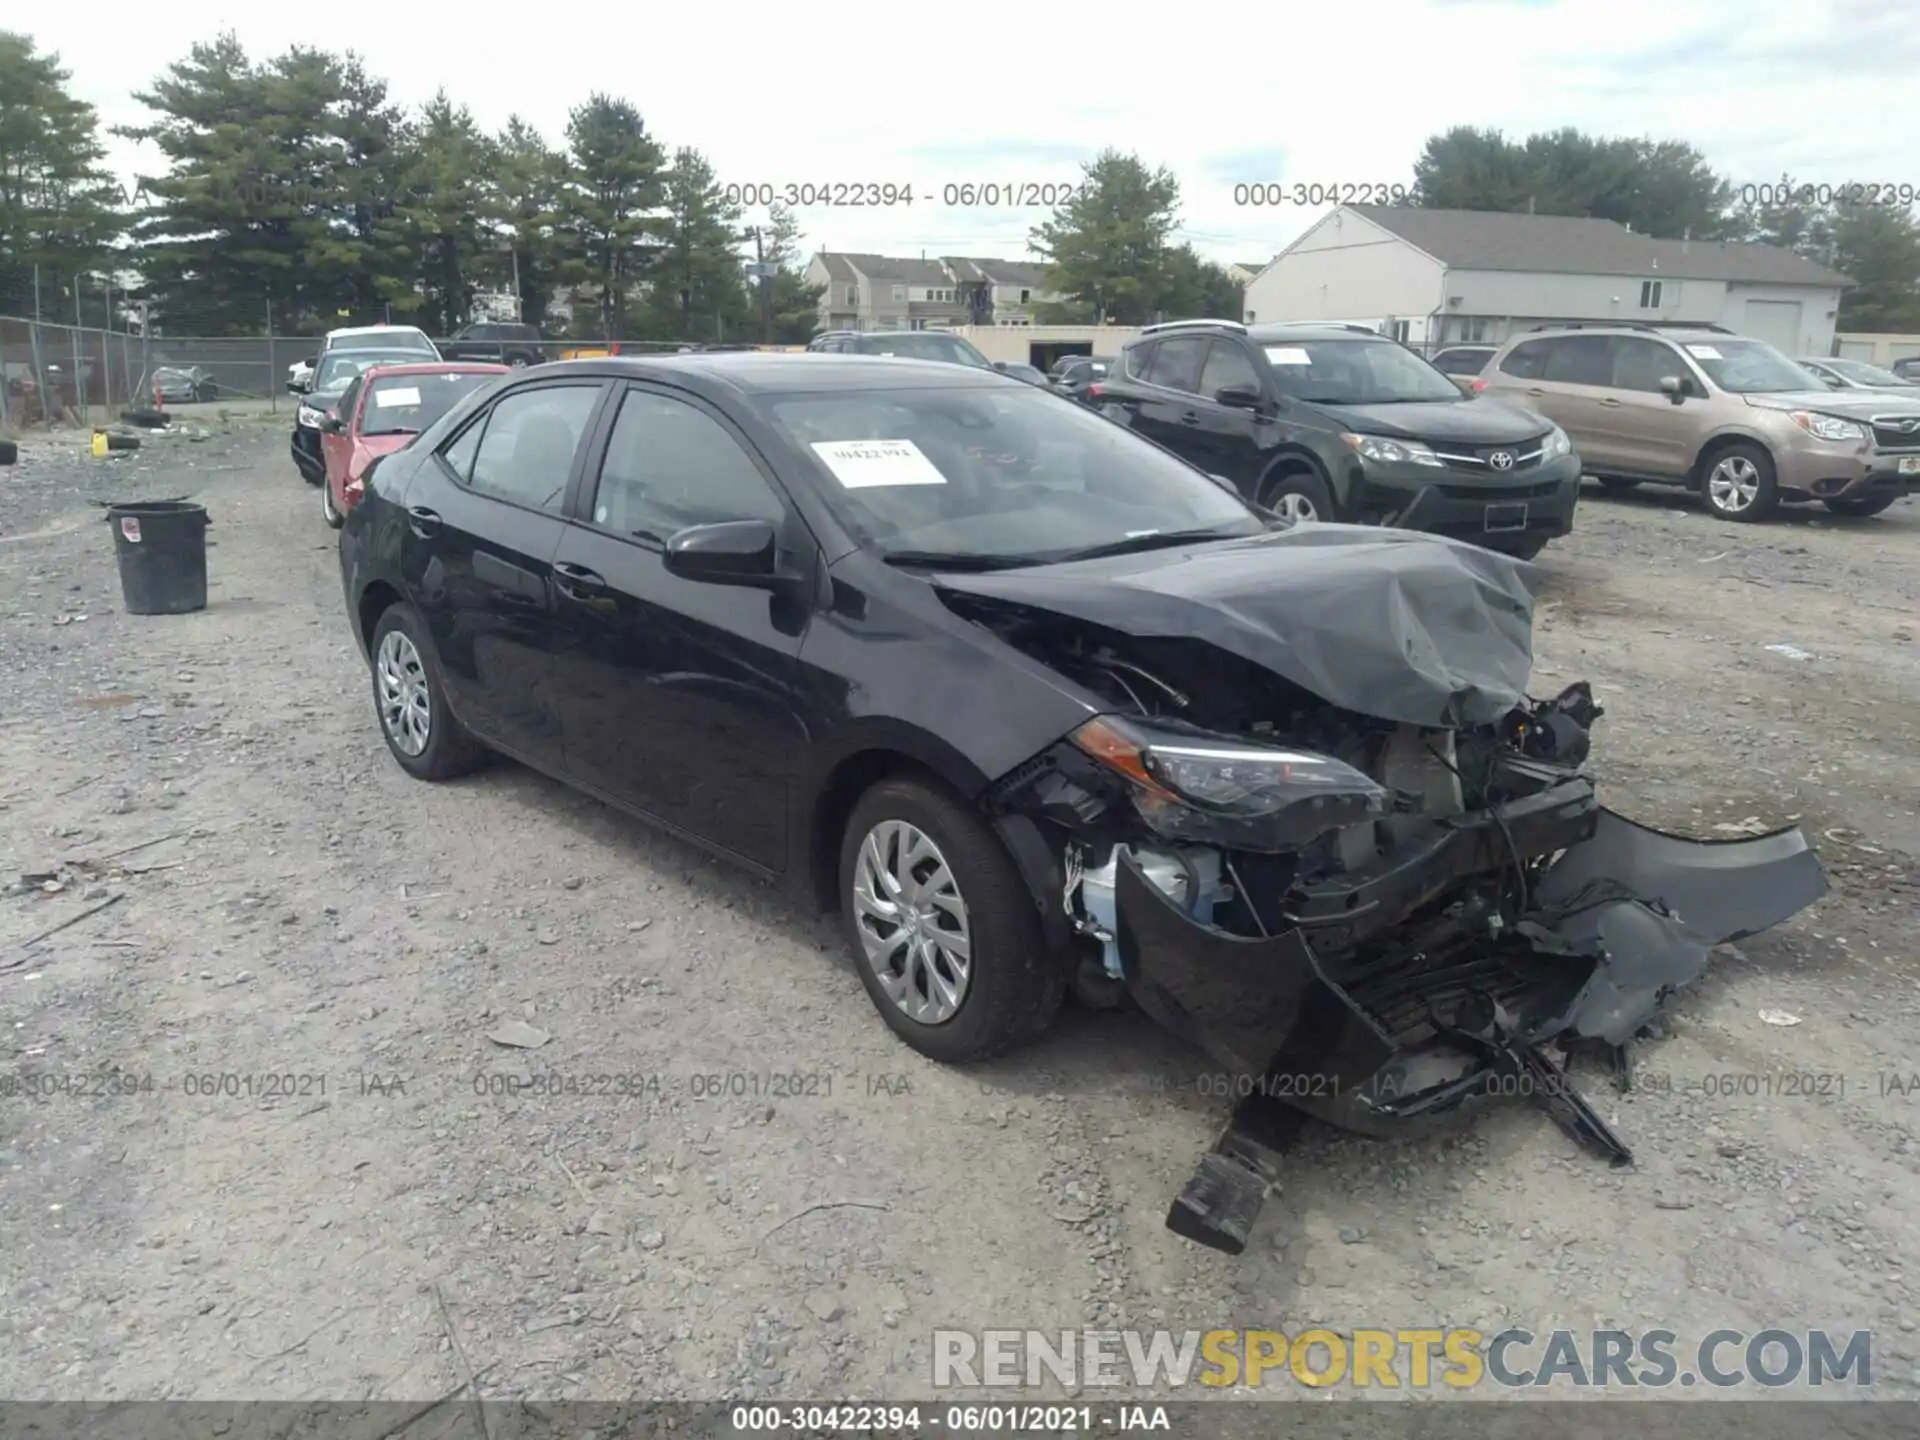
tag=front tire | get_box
[368,604,484,781]
[839,778,1064,1063]
[1823,493,1897,518]
[1699,442,1779,521]
[1260,469,1337,524]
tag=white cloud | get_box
[27,0,1916,266]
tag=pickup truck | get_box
[439,322,547,367]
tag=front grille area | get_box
[1870,416,1920,450]
[1436,478,1562,501]
[1433,442,1546,474]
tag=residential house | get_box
[940,257,1062,326]
[1225,260,1268,288]
[805,252,1067,332]
[1243,205,1852,355]
[805,252,969,333]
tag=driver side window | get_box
[1198,340,1260,400]
[591,389,784,541]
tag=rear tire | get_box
[1823,493,1897,518]
[1260,468,1337,524]
[368,604,485,781]
[838,778,1064,1063]
[1698,441,1779,522]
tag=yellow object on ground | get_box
[92,430,108,458]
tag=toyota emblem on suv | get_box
[1488,450,1515,470]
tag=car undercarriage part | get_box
[985,635,1829,1256]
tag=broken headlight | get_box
[1072,716,1391,852]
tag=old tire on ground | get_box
[368,603,485,782]
[321,476,344,530]
[121,407,168,428]
[0,437,16,466]
[1596,476,1641,492]
[105,432,140,452]
[1698,441,1779,522]
[1260,468,1337,524]
[1823,493,1897,518]
[838,777,1064,1064]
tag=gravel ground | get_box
[2,421,1917,1405]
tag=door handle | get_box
[1178,411,1202,426]
[1525,388,1546,397]
[406,506,441,538]
[1599,397,1623,407]
[552,562,607,600]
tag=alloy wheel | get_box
[1273,491,1320,523]
[1707,455,1760,514]
[375,629,432,756]
[850,819,973,1025]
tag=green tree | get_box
[0,32,123,316]
[1030,150,1183,324]
[393,91,496,332]
[1412,126,1739,239]
[488,116,569,330]
[562,94,665,339]
[119,37,417,334]
[643,146,747,340]
[758,201,823,343]
[1160,245,1244,321]
[1824,204,1920,332]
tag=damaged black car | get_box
[337,353,1830,1254]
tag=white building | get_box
[1244,205,1852,355]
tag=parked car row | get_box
[331,344,1830,1253]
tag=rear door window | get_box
[1143,337,1208,393]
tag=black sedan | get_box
[337,353,1826,1252]
[293,349,431,484]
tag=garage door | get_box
[1742,299,1803,352]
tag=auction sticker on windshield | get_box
[1685,345,1723,359]
[811,438,949,488]
[374,386,422,407]
[1265,347,1313,366]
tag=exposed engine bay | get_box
[960,597,1831,1256]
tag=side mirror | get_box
[288,379,309,394]
[1205,473,1240,496]
[320,414,345,434]
[1658,375,1688,404]
[663,519,780,587]
[1214,384,1263,409]
[992,360,1010,371]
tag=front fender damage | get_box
[1116,806,1828,1254]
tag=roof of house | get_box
[812,251,953,285]
[1231,260,1268,273]
[1347,205,1853,287]
[942,256,1053,287]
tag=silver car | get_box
[1799,356,1920,395]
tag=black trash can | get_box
[106,501,210,615]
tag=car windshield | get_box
[1683,338,1825,393]
[767,384,1268,565]
[360,371,497,434]
[332,329,435,354]
[1820,357,1914,386]
[315,350,424,392]
[1260,338,1462,403]
[849,332,993,368]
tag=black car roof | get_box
[544,352,1019,395]
[1244,323,1393,343]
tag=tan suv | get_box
[1478,322,1920,520]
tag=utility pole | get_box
[751,227,773,345]
[72,277,87,426]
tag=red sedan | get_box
[320,362,510,528]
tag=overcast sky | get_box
[26,0,1914,268]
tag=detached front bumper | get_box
[1115,791,1828,1254]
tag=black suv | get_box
[440,322,546,367]
[1092,320,1581,558]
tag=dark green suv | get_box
[1091,320,1582,558]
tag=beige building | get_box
[1244,205,1852,355]
[805,252,1067,333]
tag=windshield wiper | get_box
[1051,527,1248,563]
[881,550,1048,572]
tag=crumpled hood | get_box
[934,523,1539,728]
